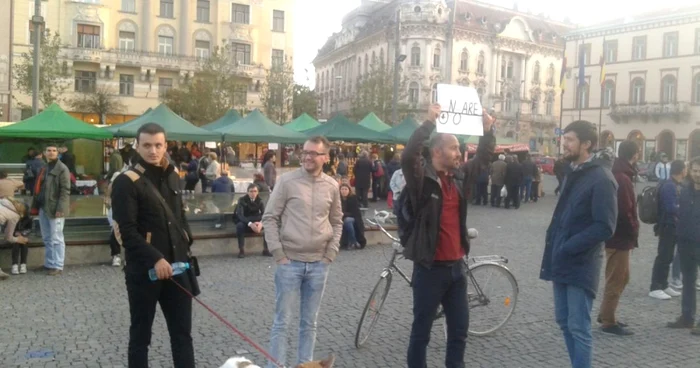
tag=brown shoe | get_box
[47,269,63,276]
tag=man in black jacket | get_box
[504,155,524,209]
[353,152,373,207]
[111,123,197,368]
[402,104,495,368]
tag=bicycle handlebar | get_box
[366,218,399,243]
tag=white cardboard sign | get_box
[436,84,484,136]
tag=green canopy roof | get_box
[108,104,221,141]
[385,116,420,144]
[284,113,320,132]
[201,109,242,131]
[358,112,391,132]
[0,103,113,140]
[303,114,394,143]
[217,109,307,144]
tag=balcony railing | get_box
[62,47,264,77]
[609,102,692,121]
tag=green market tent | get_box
[357,112,391,132]
[201,109,242,131]
[284,113,320,132]
[0,103,113,140]
[385,116,420,144]
[108,104,221,141]
[303,114,394,143]
[217,109,307,144]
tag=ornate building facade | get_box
[9,0,294,122]
[563,7,700,162]
[313,0,573,154]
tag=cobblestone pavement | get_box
[2,177,700,367]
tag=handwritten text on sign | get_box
[436,84,484,136]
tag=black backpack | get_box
[392,189,415,246]
[638,181,663,225]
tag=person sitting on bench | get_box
[234,184,271,258]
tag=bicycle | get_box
[354,212,519,349]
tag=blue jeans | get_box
[520,176,533,202]
[553,282,593,368]
[39,209,66,270]
[408,262,468,368]
[267,260,330,368]
[343,217,358,245]
[678,242,700,323]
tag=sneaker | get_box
[237,252,245,259]
[11,265,19,275]
[112,255,122,267]
[664,287,682,297]
[649,290,672,300]
[597,317,628,327]
[47,269,62,276]
[601,324,634,336]
[19,264,27,274]
[667,317,694,329]
[0,269,9,280]
[669,279,683,290]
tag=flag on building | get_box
[599,39,607,86]
[578,40,586,87]
[559,56,567,94]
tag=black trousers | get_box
[475,183,489,205]
[184,180,198,191]
[531,182,540,202]
[504,185,521,209]
[490,184,503,207]
[356,186,369,207]
[126,273,194,368]
[11,244,28,264]
[371,178,381,201]
[235,222,269,252]
[678,242,700,322]
[650,224,677,291]
[109,231,121,257]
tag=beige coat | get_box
[263,168,343,263]
[0,198,21,243]
[0,178,24,198]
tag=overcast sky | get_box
[292,0,698,87]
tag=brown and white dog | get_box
[219,354,335,368]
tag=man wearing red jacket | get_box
[597,140,639,336]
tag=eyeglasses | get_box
[302,151,327,158]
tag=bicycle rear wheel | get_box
[355,272,392,348]
[466,262,518,336]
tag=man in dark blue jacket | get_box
[540,120,617,368]
[667,157,700,334]
[649,160,686,300]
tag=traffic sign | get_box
[555,128,562,136]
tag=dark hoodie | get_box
[540,148,618,298]
[606,158,639,250]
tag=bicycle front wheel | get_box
[467,262,518,336]
[355,272,392,348]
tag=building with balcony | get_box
[0,1,13,120]
[313,0,573,154]
[562,6,700,162]
[9,0,294,123]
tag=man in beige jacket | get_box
[262,136,343,368]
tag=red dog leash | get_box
[170,279,286,368]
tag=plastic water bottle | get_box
[149,262,190,281]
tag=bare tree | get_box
[259,57,295,123]
[68,85,126,124]
[13,30,68,108]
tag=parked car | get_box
[535,156,555,175]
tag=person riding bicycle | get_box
[402,103,495,368]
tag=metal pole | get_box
[391,8,401,125]
[558,90,564,155]
[31,0,43,116]
[598,84,604,148]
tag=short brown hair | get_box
[306,136,330,151]
[136,122,166,143]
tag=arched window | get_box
[531,94,539,114]
[533,62,540,82]
[576,82,589,109]
[433,46,441,68]
[411,45,421,66]
[431,83,438,103]
[372,50,376,64]
[460,50,468,71]
[364,54,368,74]
[379,48,384,67]
[545,94,554,115]
[661,75,677,104]
[409,82,419,104]
[501,60,506,78]
[506,59,514,79]
[694,73,700,104]
[547,63,555,85]
[504,93,513,112]
[357,57,362,78]
[630,77,645,105]
[477,52,485,74]
[603,80,616,107]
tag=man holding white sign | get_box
[401,101,495,368]
[435,84,485,136]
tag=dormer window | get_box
[414,6,421,13]
[480,16,487,25]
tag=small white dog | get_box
[220,354,335,368]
